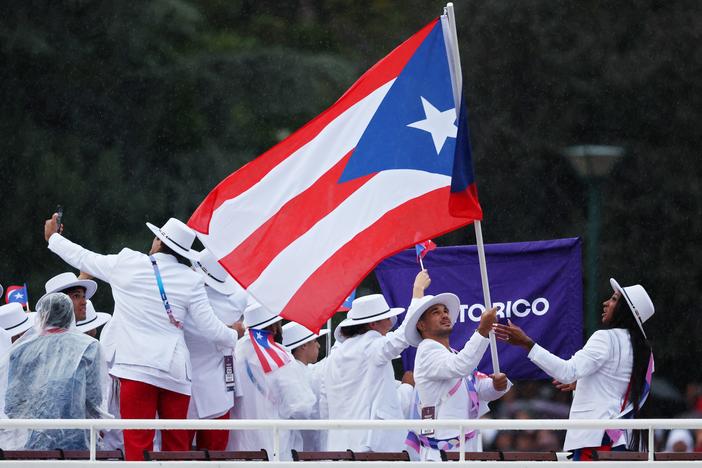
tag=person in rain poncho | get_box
[3,293,108,450]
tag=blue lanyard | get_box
[149,255,183,329]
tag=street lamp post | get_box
[563,145,624,337]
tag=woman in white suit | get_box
[495,278,654,460]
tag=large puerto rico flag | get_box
[189,15,482,332]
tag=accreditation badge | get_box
[224,355,236,392]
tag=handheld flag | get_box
[415,240,437,269]
[249,328,291,374]
[189,14,482,332]
[5,284,28,307]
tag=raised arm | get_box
[527,331,611,384]
[415,308,496,380]
[45,215,119,282]
[495,320,610,384]
[368,270,433,365]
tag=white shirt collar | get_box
[152,252,178,264]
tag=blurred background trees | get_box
[1,0,700,389]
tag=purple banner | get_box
[375,238,583,380]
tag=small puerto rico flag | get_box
[415,240,437,262]
[249,328,291,374]
[5,284,28,307]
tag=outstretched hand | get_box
[44,213,63,242]
[493,319,535,350]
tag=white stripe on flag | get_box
[248,169,450,313]
[201,81,395,258]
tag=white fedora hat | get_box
[0,303,35,337]
[146,218,198,260]
[43,272,97,302]
[76,300,111,333]
[403,293,461,347]
[337,294,404,329]
[610,278,655,338]
[192,249,238,295]
[243,301,282,330]
[282,321,329,352]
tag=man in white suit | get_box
[232,303,315,460]
[403,278,509,461]
[185,249,246,451]
[282,321,329,452]
[324,271,426,453]
[44,214,239,461]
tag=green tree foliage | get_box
[0,0,699,386]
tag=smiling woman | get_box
[495,278,655,460]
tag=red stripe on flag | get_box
[263,335,285,367]
[449,184,481,217]
[278,184,482,332]
[219,150,375,288]
[249,330,273,373]
[187,19,439,234]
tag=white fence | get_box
[1,418,701,466]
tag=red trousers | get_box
[190,411,230,450]
[119,378,191,461]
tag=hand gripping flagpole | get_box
[443,3,500,374]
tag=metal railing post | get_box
[459,425,465,462]
[648,425,654,461]
[273,424,280,461]
[89,425,96,461]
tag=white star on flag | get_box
[255,331,263,340]
[13,292,24,300]
[407,96,458,154]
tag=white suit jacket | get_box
[185,286,246,419]
[528,328,633,451]
[231,335,316,460]
[287,358,329,452]
[414,335,511,458]
[48,234,238,394]
[324,323,409,452]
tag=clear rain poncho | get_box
[0,293,110,450]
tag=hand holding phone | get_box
[44,206,63,242]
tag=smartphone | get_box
[56,205,63,228]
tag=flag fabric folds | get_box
[5,284,28,307]
[248,328,291,374]
[189,17,482,332]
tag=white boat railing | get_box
[1,418,701,466]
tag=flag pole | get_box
[443,3,500,374]
[24,282,30,313]
[326,317,332,356]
